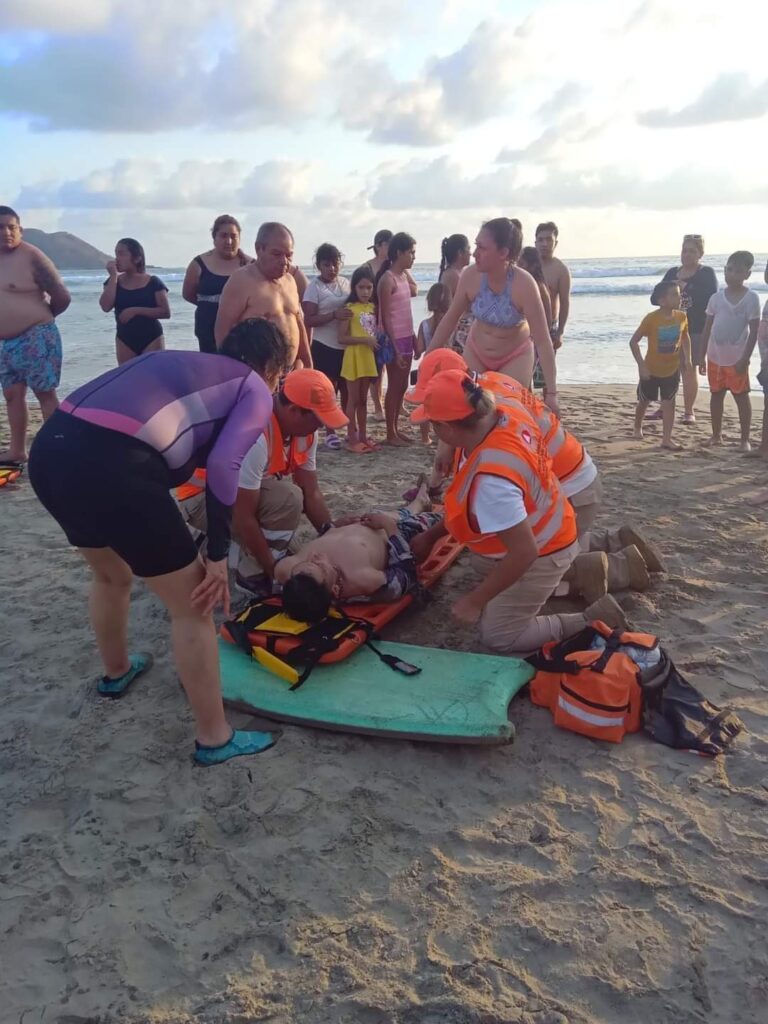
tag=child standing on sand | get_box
[631,280,691,450]
[700,251,761,452]
[340,266,379,453]
[415,283,452,444]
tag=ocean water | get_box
[56,255,767,392]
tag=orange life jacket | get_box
[175,468,207,501]
[444,412,576,557]
[263,413,315,476]
[479,372,586,482]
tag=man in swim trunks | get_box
[214,222,312,368]
[535,221,571,351]
[0,206,71,463]
[275,478,440,622]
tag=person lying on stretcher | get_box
[274,478,441,622]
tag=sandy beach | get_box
[2,384,767,1024]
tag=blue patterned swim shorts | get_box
[0,321,62,392]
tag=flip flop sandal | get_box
[345,441,370,453]
[324,432,342,450]
[194,729,277,766]
[97,652,154,698]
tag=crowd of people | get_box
[1,201,767,766]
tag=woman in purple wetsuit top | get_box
[28,319,291,766]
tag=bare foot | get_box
[0,450,27,465]
[660,440,683,451]
[739,440,752,453]
[701,436,723,447]
[395,432,413,444]
[384,435,409,447]
[632,430,644,441]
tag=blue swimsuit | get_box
[471,268,525,328]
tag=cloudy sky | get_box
[1,0,766,265]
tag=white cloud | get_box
[639,74,768,128]
[2,0,113,32]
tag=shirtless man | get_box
[0,206,71,463]
[275,480,440,623]
[535,221,571,351]
[214,222,311,367]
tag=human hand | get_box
[332,513,362,527]
[106,260,118,277]
[638,363,651,382]
[396,354,408,370]
[118,308,136,324]
[335,307,353,321]
[735,357,750,376]
[698,362,707,376]
[360,511,398,535]
[554,333,563,351]
[543,391,560,416]
[451,593,483,625]
[191,557,231,617]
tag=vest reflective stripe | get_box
[557,695,625,727]
[264,414,314,476]
[446,419,576,557]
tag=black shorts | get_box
[28,411,198,578]
[638,372,680,402]
[311,341,344,385]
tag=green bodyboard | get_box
[219,639,532,745]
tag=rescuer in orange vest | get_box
[408,370,627,653]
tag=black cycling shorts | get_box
[29,410,198,578]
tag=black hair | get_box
[256,221,293,248]
[315,242,343,268]
[0,206,20,223]
[439,233,469,276]
[347,264,376,306]
[480,218,522,262]
[727,250,754,273]
[458,375,496,423]
[650,280,679,306]
[282,573,333,624]
[519,245,545,285]
[373,229,393,248]
[427,281,451,314]
[374,231,416,293]
[535,221,559,239]
[219,317,291,379]
[117,237,146,272]
[211,214,241,239]
[510,217,523,232]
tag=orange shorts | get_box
[707,361,750,395]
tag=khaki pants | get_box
[570,475,603,551]
[473,539,588,655]
[178,476,303,579]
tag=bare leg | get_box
[32,387,59,422]
[345,380,360,443]
[734,391,752,450]
[659,397,681,450]
[371,373,384,418]
[384,360,411,444]
[403,477,431,514]
[1,382,29,461]
[79,547,134,679]
[750,403,768,457]
[633,398,649,439]
[358,381,370,439]
[705,391,726,444]
[144,559,232,747]
[682,362,698,419]
[116,338,137,365]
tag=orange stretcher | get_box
[220,531,464,668]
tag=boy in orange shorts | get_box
[700,251,761,451]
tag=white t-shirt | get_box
[238,433,318,491]
[705,288,761,367]
[467,473,527,561]
[303,276,351,349]
[757,299,768,366]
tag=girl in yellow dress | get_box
[339,266,380,452]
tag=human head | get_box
[314,242,343,283]
[211,214,242,259]
[115,237,146,273]
[276,368,349,437]
[724,250,754,288]
[474,218,522,273]
[255,222,294,280]
[282,565,336,623]
[388,232,416,271]
[427,282,452,316]
[650,281,681,311]
[518,245,544,284]
[535,221,559,261]
[410,369,496,446]
[348,264,375,305]
[680,233,704,269]
[369,229,393,260]
[0,206,22,252]
[405,348,467,403]
[440,233,470,275]
[219,317,291,391]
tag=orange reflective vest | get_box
[175,468,207,501]
[444,413,577,557]
[479,372,586,483]
[263,414,315,476]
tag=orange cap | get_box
[282,369,349,429]
[404,348,468,404]
[410,369,477,424]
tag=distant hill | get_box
[22,228,110,271]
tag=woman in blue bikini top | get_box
[425,217,558,415]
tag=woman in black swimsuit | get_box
[100,238,170,365]
[182,214,251,353]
